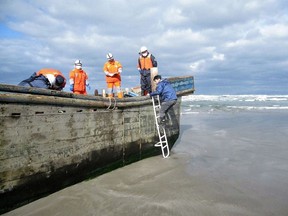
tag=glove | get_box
[105,71,114,76]
[86,84,91,91]
[70,84,74,91]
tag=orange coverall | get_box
[69,69,89,95]
[103,60,122,98]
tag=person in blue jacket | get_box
[149,75,177,125]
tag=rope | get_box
[106,97,117,110]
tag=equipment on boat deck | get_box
[151,95,170,158]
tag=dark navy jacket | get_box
[150,79,177,102]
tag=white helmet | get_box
[140,46,148,53]
[74,59,82,69]
[106,53,114,61]
[74,59,82,66]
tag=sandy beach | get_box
[4,110,288,216]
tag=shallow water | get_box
[4,108,288,216]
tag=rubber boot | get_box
[142,90,148,96]
[117,92,123,99]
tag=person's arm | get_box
[103,63,114,76]
[117,62,122,74]
[69,71,74,91]
[151,54,157,67]
[149,91,158,96]
[85,73,91,90]
[150,82,163,96]
[137,57,142,71]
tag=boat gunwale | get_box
[0,76,195,108]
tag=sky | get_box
[0,0,288,95]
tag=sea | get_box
[4,95,288,216]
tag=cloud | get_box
[0,0,288,94]
[211,53,225,61]
[156,28,206,47]
[260,23,288,38]
[163,8,188,25]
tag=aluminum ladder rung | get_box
[162,145,169,149]
[154,142,161,147]
[152,95,170,158]
[154,142,168,148]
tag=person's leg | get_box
[142,71,151,95]
[159,100,177,122]
[19,75,50,89]
[18,81,32,87]
[18,73,37,87]
[107,82,113,97]
[146,72,151,93]
[114,81,123,98]
[73,90,86,95]
[140,74,146,96]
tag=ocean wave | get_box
[182,94,288,102]
[181,94,288,113]
[226,106,288,110]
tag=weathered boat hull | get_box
[0,76,194,213]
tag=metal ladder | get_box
[151,95,170,158]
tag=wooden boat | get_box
[0,76,194,213]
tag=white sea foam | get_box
[182,94,288,102]
[181,95,288,112]
[227,106,288,110]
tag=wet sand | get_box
[4,111,288,216]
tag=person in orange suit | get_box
[18,68,66,90]
[103,53,123,98]
[69,60,90,95]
